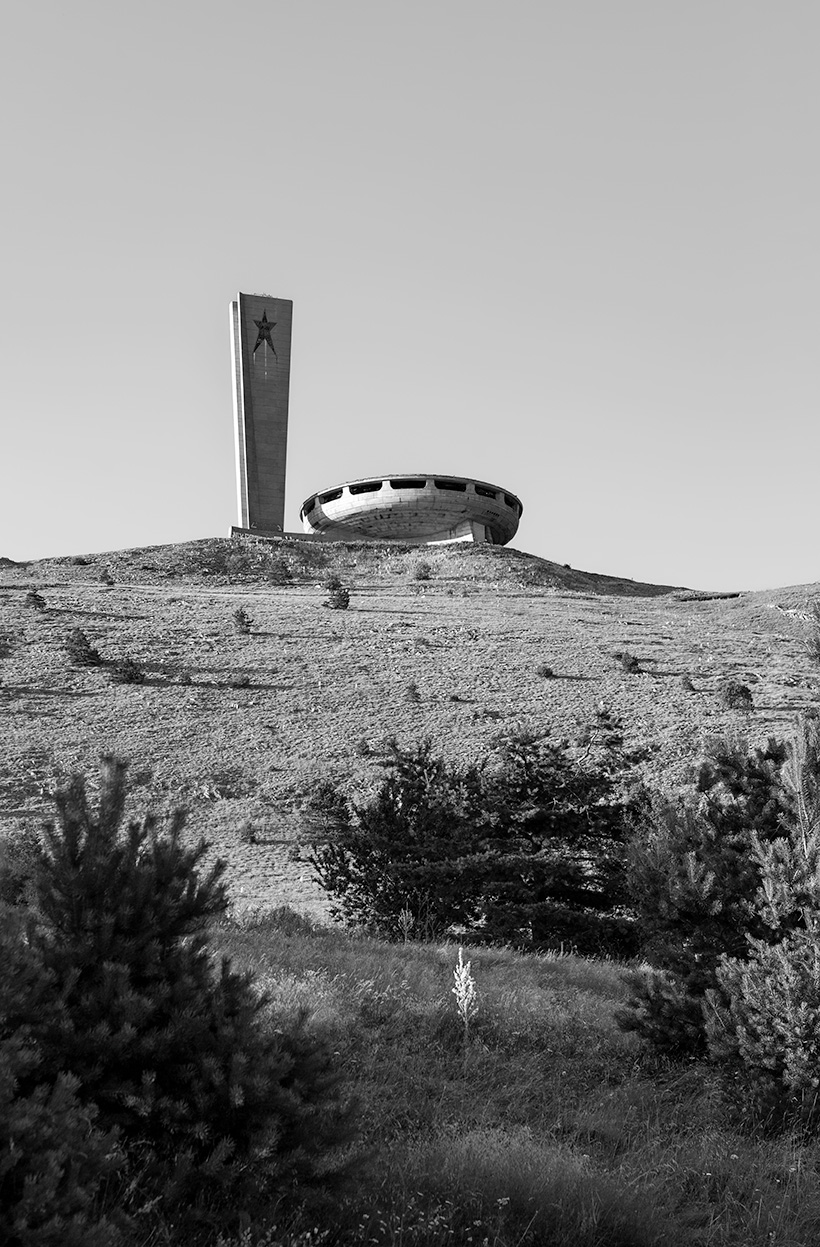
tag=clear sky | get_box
[2,1,818,591]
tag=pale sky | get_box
[2,1,818,591]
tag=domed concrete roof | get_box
[299,474,522,545]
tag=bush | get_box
[717,679,754,710]
[109,657,146,685]
[0,906,126,1247]
[25,590,46,611]
[805,603,820,666]
[705,718,820,1131]
[612,650,641,674]
[323,587,350,611]
[413,561,432,582]
[0,824,42,908]
[323,574,343,592]
[64,628,104,668]
[619,735,792,1055]
[310,729,642,955]
[233,608,253,635]
[99,569,114,587]
[23,758,356,1233]
[536,663,555,679]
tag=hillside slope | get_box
[1,536,818,916]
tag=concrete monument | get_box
[230,292,293,532]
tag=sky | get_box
[2,1,818,591]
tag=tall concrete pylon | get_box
[230,292,293,532]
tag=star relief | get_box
[252,311,276,355]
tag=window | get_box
[349,481,383,495]
[389,479,426,489]
[434,479,467,492]
[320,488,343,504]
[474,485,497,500]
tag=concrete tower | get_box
[230,292,293,532]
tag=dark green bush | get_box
[25,590,46,611]
[612,650,641,674]
[324,587,350,611]
[717,679,754,710]
[705,719,820,1131]
[310,729,641,955]
[64,628,105,667]
[619,735,792,1055]
[23,758,356,1234]
[413,561,432,582]
[109,657,146,685]
[233,607,252,635]
[0,906,126,1247]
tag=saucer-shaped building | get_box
[300,473,522,545]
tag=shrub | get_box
[24,758,356,1232]
[718,679,754,710]
[108,657,146,685]
[233,607,253,635]
[536,663,555,679]
[404,681,421,703]
[324,587,350,611]
[25,590,46,611]
[99,569,114,587]
[612,650,641,674]
[705,718,820,1130]
[619,735,791,1054]
[64,628,104,668]
[323,573,343,592]
[0,906,126,1247]
[413,561,432,582]
[0,824,42,908]
[0,630,15,660]
[310,729,642,955]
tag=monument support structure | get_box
[230,292,293,532]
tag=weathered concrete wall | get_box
[231,293,293,533]
[299,475,522,546]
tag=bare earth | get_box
[1,538,818,920]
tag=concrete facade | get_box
[231,292,293,533]
[300,474,522,545]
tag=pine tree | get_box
[0,904,125,1247]
[310,728,640,954]
[29,758,356,1232]
[618,736,791,1054]
[705,718,820,1130]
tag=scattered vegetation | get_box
[25,590,46,611]
[108,657,147,685]
[323,586,350,611]
[64,628,105,668]
[612,649,641,674]
[717,678,754,710]
[233,607,253,635]
[413,561,433,582]
[536,662,555,678]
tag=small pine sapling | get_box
[324,586,350,611]
[717,679,754,710]
[64,628,104,668]
[705,718,820,1130]
[233,607,253,635]
[108,658,146,685]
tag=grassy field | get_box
[3,534,820,1245]
[209,907,820,1246]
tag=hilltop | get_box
[1,535,818,917]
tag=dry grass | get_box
[1,536,819,919]
[209,909,820,1246]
